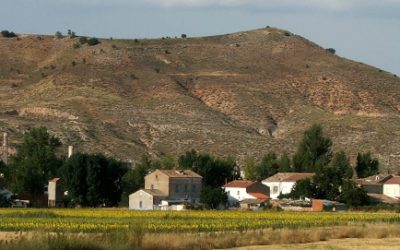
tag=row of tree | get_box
[244,125,380,182]
[0,125,383,208]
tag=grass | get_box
[1,224,400,250]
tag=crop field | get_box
[1,208,400,233]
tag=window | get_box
[139,201,142,208]
[237,190,240,196]
[150,184,154,190]
[273,186,279,194]
[175,184,179,193]
[192,184,196,193]
[184,184,189,193]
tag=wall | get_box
[383,184,400,198]
[247,182,270,196]
[262,181,295,199]
[168,177,202,202]
[224,187,256,205]
[129,190,154,210]
[145,170,170,195]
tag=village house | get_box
[223,180,270,206]
[129,169,202,210]
[48,178,64,208]
[353,174,400,204]
[382,176,400,200]
[262,172,315,199]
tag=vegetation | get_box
[55,31,63,39]
[326,48,336,54]
[355,152,379,178]
[0,209,399,233]
[87,37,100,46]
[292,124,332,172]
[79,36,88,44]
[178,149,238,207]
[7,127,63,204]
[61,153,128,207]
[1,30,17,38]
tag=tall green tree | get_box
[62,153,127,207]
[122,155,152,196]
[243,156,256,181]
[277,153,292,172]
[255,152,279,181]
[8,127,63,203]
[331,151,353,179]
[292,124,332,172]
[355,152,379,178]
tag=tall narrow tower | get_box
[68,145,73,158]
[2,132,8,164]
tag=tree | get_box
[55,31,63,39]
[292,124,332,172]
[87,38,100,46]
[243,156,256,181]
[277,153,292,172]
[331,151,353,179]
[339,180,369,207]
[178,150,239,188]
[200,187,227,209]
[122,155,152,196]
[355,152,379,178]
[0,160,8,180]
[283,178,316,199]
[8,127,63,203]
[255,152,279,181]
[62,153,128,207]
[1,30,17,38]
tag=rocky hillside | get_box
[1,27,400,168]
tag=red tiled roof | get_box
[263,173,315,182]
[384,176,400,185]
[223,180,255,188]
[249,192,269,199]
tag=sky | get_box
[1,0,399,75]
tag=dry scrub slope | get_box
[1,28,400,166]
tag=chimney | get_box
[68,145,73,158]
[2,132,8,165]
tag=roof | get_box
[353,175,392,185]
[131,189,167,197]
[383,176,400,185]
[156,169,202,178]
[249,192,269,199]
[367,193,400,204]
[49,178,61,182]
[223,180,256,188]
[263,172,315,183]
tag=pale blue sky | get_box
[1,0,399,75]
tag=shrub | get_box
[79,36,88,44]
[181,34,187,39]
[284,31,291,36]
[72,43,81,49]
[326,48,336,54]
[1,30,17,38]
[87,37,100,46]
[55,31,63,39]
[130,74,138,80]
[71,61,77,66]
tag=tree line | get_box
[0,125,382,208]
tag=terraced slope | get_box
[1,28,399,168]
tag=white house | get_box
[223,180,269,206]
[262,172,315,199]
[383,176,400,199]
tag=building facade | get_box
[262,173,315,199]
[223,180,270,206]
[129,169,202,210]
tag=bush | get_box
[181,34,187,39]
[55,31,63,39]
[326,48,336,54]
[79,36,88,44]
[1,30,17,38]
[87,38,100,46]
[72,43,81,49]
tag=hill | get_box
[1,27,400,168]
